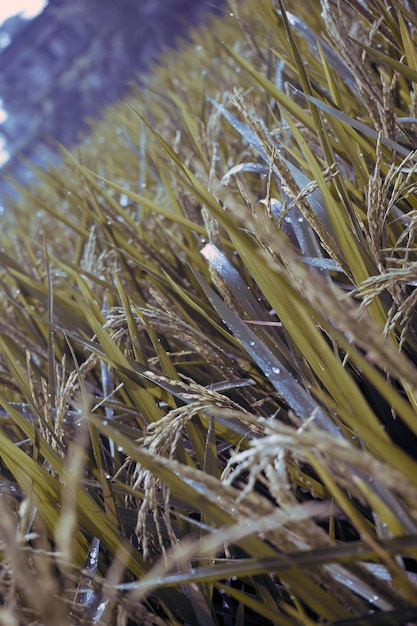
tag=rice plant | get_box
[1,0,417,623]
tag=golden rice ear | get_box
[1,1,417,623]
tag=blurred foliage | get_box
[1,0,417,624]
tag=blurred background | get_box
[0,0,225,207]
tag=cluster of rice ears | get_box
[2,0,417,623]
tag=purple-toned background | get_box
[0,0,225,204]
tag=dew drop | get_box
[119,193,129,207]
